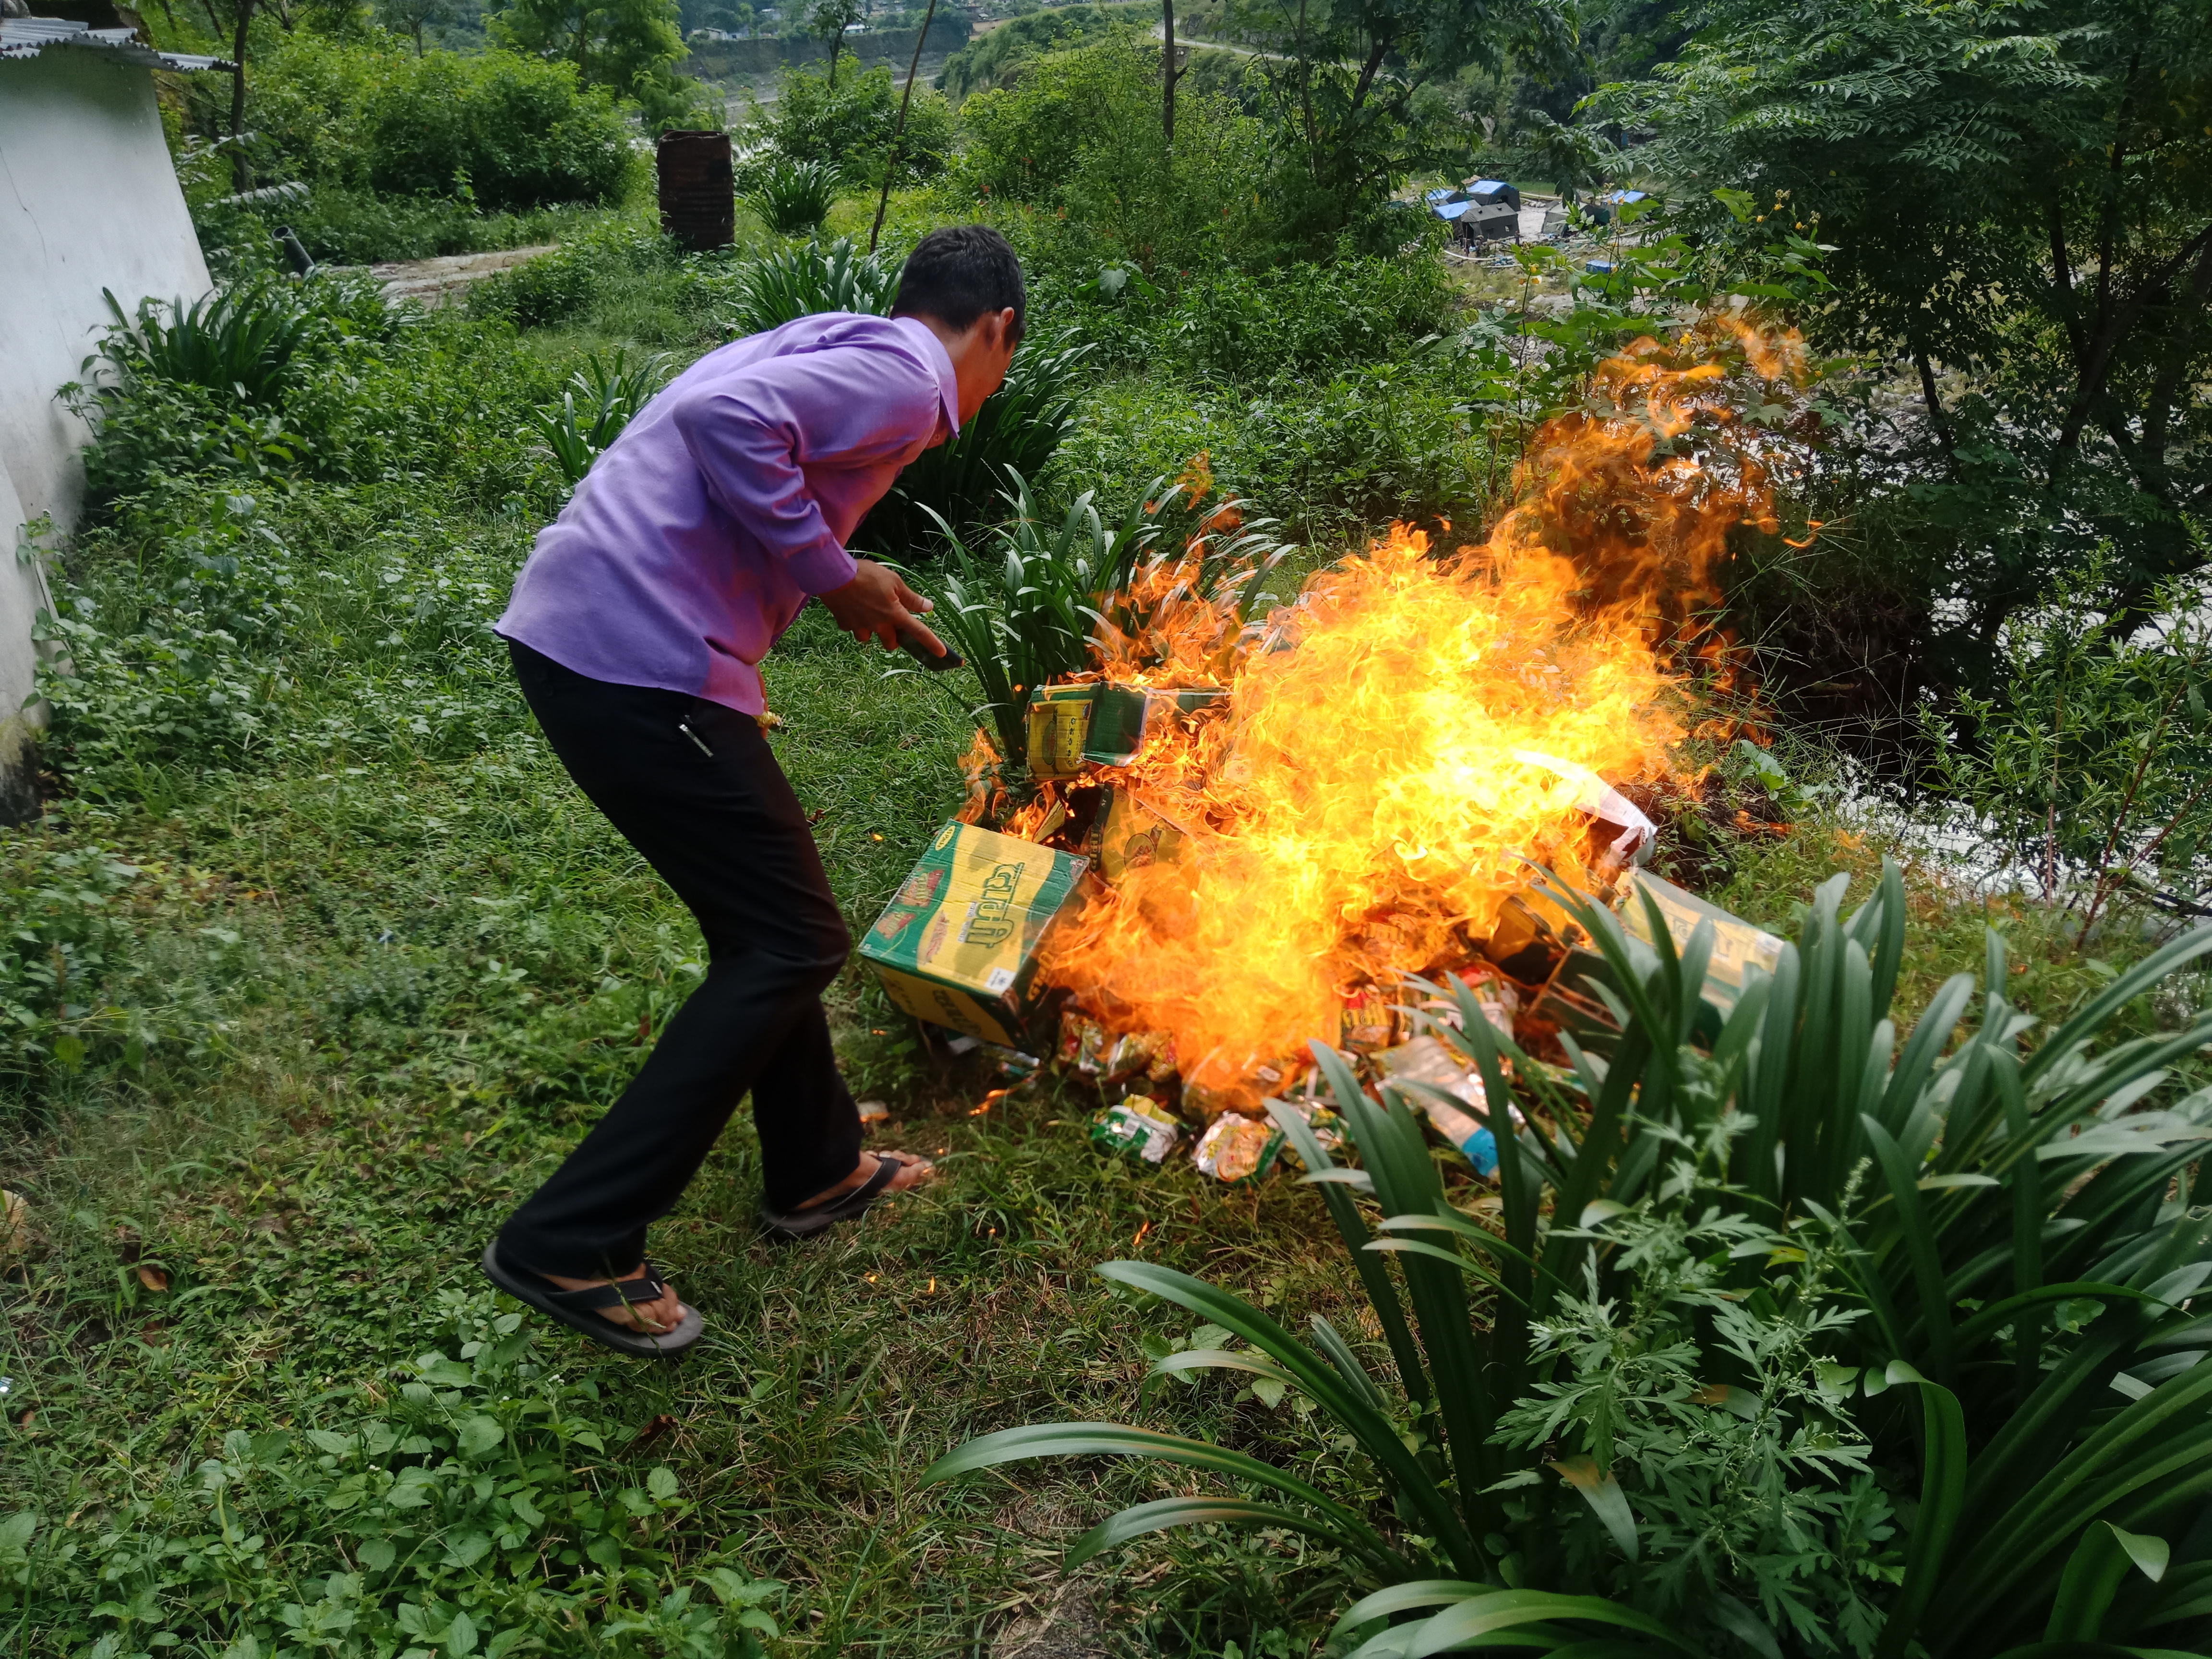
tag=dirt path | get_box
[368,244,558,307]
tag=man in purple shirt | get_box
[480,227,1022,1357]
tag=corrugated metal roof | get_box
[0,15,233,70]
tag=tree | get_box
[1515,107,1611,212]
[1159,0,1186,144]
[197,0,259,188]
[806,0,866,87]
[377,0,454,54]
[1226,0,1574,236]
[1602,0,2212,663]
[490,0,698,127]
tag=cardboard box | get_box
[1026,685,1099,781]
[1025,683,1229,779]
[860,821,1090,1046]
[1618,867,1785,1012]
[1092,787,1194,883]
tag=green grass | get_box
[4,225,2190,1658]
[0,472,1384,1654]
[1,502,2165,1653]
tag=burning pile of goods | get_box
[861,322,1805,1184]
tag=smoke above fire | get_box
[1008,319,1806,1103]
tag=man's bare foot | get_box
[541,1267,687,1334]
[792,1151,935,1211]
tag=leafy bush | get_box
[0,1290,783,1656]
[928,864,2212,1658]
[1920,556,2212,930]
[936,2,1142,100]
[230,35,638,214]
[951,39,1268,274]
[917,470,1157,769]
[0,843,148,1098]
[1059,363,1498,541]
[1166,255,1458,384]
[527,350,671,488]
[725,236,897,335]
[855,333,1093,555]
[1228,366,1491,537]
[33,493,301,794]
[918,468,1287,774]
[744,156,842,235]
[65,273,443,504]
[745,62,953,189]
[90,271,390,407]
[199,186,608,269]
[467,246,605,328]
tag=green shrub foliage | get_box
[745,62,953,190]
[236,35,638,213]
[724,237,898,335]
[855,334,1093,556]
[743,156,842,236]
[935,2,1142,101]
[952,39,1267,274]
[0,1293,783,1655]
[466,247,606,328]
[928,865,2212,1658]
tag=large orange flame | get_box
[1024,321,1805,1106]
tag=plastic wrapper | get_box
[1183,1053,1306,1119]
[1105,1028,1177,1084]
[1376,1034,1519,1178]
[1192,1113,1283,1184]
[1338,984,1401,1052]
[1510,747,1658,864]
[1059,1010,1111,1077]
[1617,867,1786,1014]
[1418,967,1521,1039]
[1091,1094,1184,1164]
[1266,1093,1346,1171]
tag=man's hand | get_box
[818,559,949,659]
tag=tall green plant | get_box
[725,237,896,336]
[743,157,842,234]
[95,279,320,407]
[853,333,1093,556]
[925,864,2212,1657]
[915,469,1157,770]
[526,349,669,488]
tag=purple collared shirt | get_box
[496,313,960,716]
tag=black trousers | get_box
[498,640,862,1279]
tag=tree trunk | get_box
[1160,0,1175,145]
[1911,340,1955,471]
[228,0,253,193]
[1295,0,1314,163]
[868,0,936,254]
[826,29,840,86]
[1349,36,1387,113]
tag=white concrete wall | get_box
[0,44,212,818]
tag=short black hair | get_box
[891,225,1025,343]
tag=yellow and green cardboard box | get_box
[1027,683,1229,780]
[860,821,1090,1046]
[1618,867,1785,1012]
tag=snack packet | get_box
[1090,1094,1183,1164]
[1192,1113,1283,1184]
[1059,1010,1112,1078]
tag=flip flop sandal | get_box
[480,1240,704,1359]
[758,1152,928,1243]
